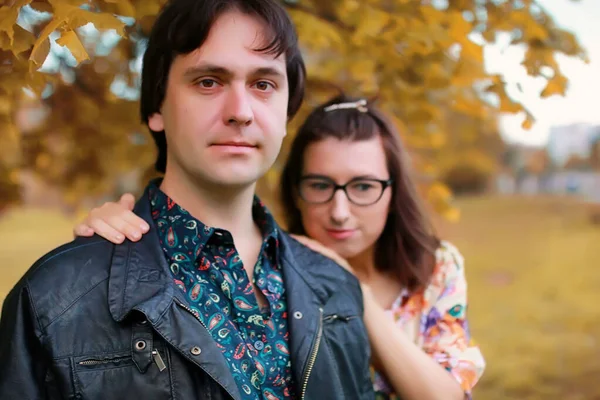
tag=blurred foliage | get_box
[442,158,493,196]
[0,0,588,214]
[523,148,551,175]
[590,139,600,171]
[564,154,591,171]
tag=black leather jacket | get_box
[0,192,375,400]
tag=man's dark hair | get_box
[140,0,306,173]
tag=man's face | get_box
[148,10,289,189]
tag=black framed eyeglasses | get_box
[298,176,393,206]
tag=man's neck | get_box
[160,170,258,240]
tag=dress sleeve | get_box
[421,242,486,398]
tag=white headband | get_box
[323,99,368,113]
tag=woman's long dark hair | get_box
[279,94,440,292]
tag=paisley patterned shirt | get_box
[149,183,295,400]
[372,241,486,399]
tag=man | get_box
[0,0,374,399]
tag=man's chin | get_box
[202,173,261,189]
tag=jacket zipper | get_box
[173,300,237,400]
[175,300,209,330]
[300,307,323,400]
[152,349,167,371]
[323,314,356,323]
[79,351,166,371]
[78,355,129,366]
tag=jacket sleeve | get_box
[0,282,49,399]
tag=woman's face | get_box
[297,135,392,260]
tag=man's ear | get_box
[148,112,164,132]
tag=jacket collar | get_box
[108,185,176,324]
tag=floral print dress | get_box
[372,241,486,399]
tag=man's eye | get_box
[254,81,274,91]
[198,79,218,88]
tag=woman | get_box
[74,94,485,399]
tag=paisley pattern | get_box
[149,183,294,400]
[372,241,485,400]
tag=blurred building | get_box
[547,123,600,167]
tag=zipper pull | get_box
[152,349,167,372]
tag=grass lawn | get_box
[0,195,598,399]
[434,196,599,399]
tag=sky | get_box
[485,0,600,146]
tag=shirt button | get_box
[254,341,265,350]
[190,346,202,356]
[293,311,303,320]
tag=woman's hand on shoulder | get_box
[73,193,149,244]
[289,234,355,275]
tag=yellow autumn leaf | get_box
[420,5,446,26]
[10,25,36,57]
[27,70,53,95]
[0,123,20,164]
[429,132,446,149]
[8,169,20,184]
[43,2,126,36]
[0,96,11,114]
[541,73,568,98]
[30,2,126,66]
[427,182,453,203]
[440,206,461,223]
[288,9,343,51]
[102,0,136,18]
[451,96,483,117]
[0,0,32,44]
[30,1,53,13]
[460,38,483,64]
[351,5,391,45]
[447,11,473,39]
[349,59,376,85]
[61,6,126,35]
[30,16,64,65]
[131,0,163,20]
[521,114,535,130]
[56,29,89,64]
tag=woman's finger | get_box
[86,218,126,244]
[73,223,94,238]
[119,193,136,210]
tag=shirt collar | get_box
[148,179,280,257]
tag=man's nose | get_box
[223,85,253,127]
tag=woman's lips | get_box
[325,229,356,240]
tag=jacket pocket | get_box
[322,312,374,399]
[72,348,172,400]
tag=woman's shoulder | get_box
[435,240,466,272]
[425,240,468,294]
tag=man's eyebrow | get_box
[183,64,233,79]
[182,64,285,80]
[250,67,286,79]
